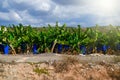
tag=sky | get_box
[0,0,120,27]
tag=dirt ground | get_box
[0,56,120,80]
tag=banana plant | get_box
[18,24,39,54]
[107,27,120,51]
[67,25,90,54]
[6,24,35,54]
[86,26,100,53]
[0,26,16,55]
[47,22,71,53]
[0,23,119,55]
[0,26,10,54]
[4,24,24,55]
[116,27,120,51]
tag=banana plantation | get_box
[0,23,120,55]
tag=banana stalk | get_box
[51,39,57,53]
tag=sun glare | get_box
[96,0,116,13]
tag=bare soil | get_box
[0,55,120,80]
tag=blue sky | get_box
[0,0,120,27]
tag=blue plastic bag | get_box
[21,43,26,53]
[116,44,120,50]
[33,44,38,54]
[4,44,9,55]
[58,44,62,53]
[64,45,69,50]
[80,45,86,55]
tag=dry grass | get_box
[52,56,79,73]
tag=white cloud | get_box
[2,0,9,8]
[0,0,120,26]
[0,12,10,20]
[16,10,43,24]
[9,10,22,21]
[52,0,120,26]
[0,10,42,25]
[52,5,88,19]
[53,0,119,17]
[11,0,52,11]
[0,10,22,21]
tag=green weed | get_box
[33,68,49,76]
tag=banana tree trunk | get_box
[51,40,57,53]
[9,44,16,55]
[27,44,30,54]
